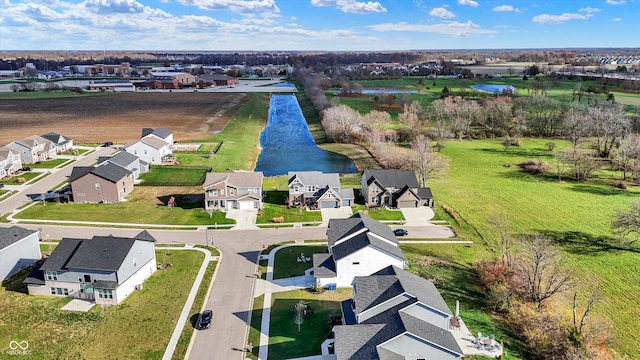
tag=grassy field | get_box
[0,250,203,359]
[428,138,640,358]
[13,186,234,226]
[272,245,329,279]
[138,166,210,186]
[29,159,72,168]
[268,289,351,360]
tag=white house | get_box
[141,127,174,146]
[0,146,23,178]
[0,226,41,281]
[313,213,406,288]
[41,132,74,153]
[24,231,156,306]
[124,137,172,165]
[7,135,57,164]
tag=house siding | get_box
[110,256,156,305]
[125,142,170,165]
[334,246,404,287]
[72,172,133,203]
[0,231,41,280]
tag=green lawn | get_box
[0,172,42,185]
[257,191,322,224]
[273,246,328,279]
[138,166,210,186]
[247,294,265,359]
[352,204,405,221]
[62,148,90,156]
[174,143,221,167]
[429,138,640,358]
[29,158,72,168]
[268,289,351,360]
[13,201,234,226]
[0,250,203,359]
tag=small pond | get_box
[470,84,516,93]
[334,88,420,94]
[254,95,357,177]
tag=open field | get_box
[0,250,203,359]
[0,92,249,144]
[428,138,640,358]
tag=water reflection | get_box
[254,95,357,177]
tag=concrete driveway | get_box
[225,209,259,230]
[400,207,435,226]
[320,207,353,226]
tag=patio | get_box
[450,316,503,358]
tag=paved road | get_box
[0,146,114,217]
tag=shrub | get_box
[519,160,551,175]
[16,177,26,184]
[546,142,556,151]
[271,216,284,223]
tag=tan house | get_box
[288,171,354,209]
[203,172,263,211]
[70,163,134,203]
[6,135,57,164]
[361,169,433,208]
[0,146,22,178]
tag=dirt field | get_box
[0,92,249,144]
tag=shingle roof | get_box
[64,236,137,271]
[93,280,119,289]
[39,238,83,271]
[134,230,157,242]
[363,170,419,189]
[0,146,17,161]
[41,132,71,145]
[0,226,38,251]
[91,163,133,183]
[353,275,407,314]
[23,262,45,285]
[203,171,263,189]
[69,166,94,182]
[331,232,405,261]
[102,151,139,168]
[312,253,336,278]
[326,213,404,261]
[142,127,172,140]
[140,136,170,149]
[288,171,340,188]
[417,187,433,199]
[334,324,386,360]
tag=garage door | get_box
[321,201,338,208]
[239,201,254,209]
[398,201,417,208]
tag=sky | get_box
[0,0,638,51]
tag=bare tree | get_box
[410,135,449,186]
[322,105,361,143]
[589,104,631,158]
[486,216,516,267]
[517,235,572,307]
[572,290,601,338]
[612,199,640,244]
[553,149,571,182]
[398,101,424,140]
[563,105,589,149]
[614,135,640,180]
[569,149,600,181]
[294,300,306,334]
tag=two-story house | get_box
[97,151,149,180]
[203,171,263,211]
[0,226,41,281]
[361,169,433,208]
[313,213,406,288]
[70,163,134,203]
[24,231,157,306]
[141,127,174,146]
[287,171,354,209]
[334,265,470,360]
[124,127,174,165]
[41,132,74,153]
[7,135,57,164]
[0,146,22,178]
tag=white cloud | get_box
[429,7,455,18]
[310,0,387,14]
[458,0,478,7]
[85,0,145,14]
[493,5,521,12]
[606,0,626,4]
[532,13,593,24]
[613,17,622,21]
[176,0,280,14]
[368,20,496,37]
[579,7,600,13]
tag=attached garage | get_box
[320,201,338,208]
[239,201,255,210]
[398,201,418,208]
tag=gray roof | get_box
[363,170,419,189]
[69,166,94,182]
[353,275,407,314]
[417,187,433,199]
[41,236,139,272]
[98,151,140,168]
[334,324,386,360]
[91,163,133,183]
[23,262,45,285]
[0,226,38,251]
[41,132,71,145]
[312,253,336,278]
[338,188,355,200]
[134,230,157,242]
[203,172,263,189]
[93,279,119,289]
[142,127,172,140]
[326,213,404,261]
[288,171,340,189]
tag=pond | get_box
[470,84,516,93]
[334,88,420,94]
[254,95,357,177]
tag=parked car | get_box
[393,229,408,237]
[19,167,32,172]
[0,184,4,189]
[195,310,213,330]
[102,141,114,147]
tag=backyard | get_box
[0,250,204,359]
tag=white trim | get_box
[377,331,464,358]
[333,228,368,246]
[358,292,414,321]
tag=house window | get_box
[51,287,68,296]
[83,274,91,283]
[95,183,101,190]
[97,289,113,299]
[45,271,58,281]
[220,200,226,207]
[230,188,235,195]
[144,150,147,155]
[254,201,259,209]
[209,189,217,196]
[352,262,360,265]
[50,287,56,295]
[372,187,379,193]
[220,188,225,195]
[134,150,137,155]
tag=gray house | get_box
[41,132,74,153]
[0,226,41,281]
[334,265,464,360]
[288,171,354,209]
[361,169,433,208]
[24,231,156,306]
[97,151,149,180]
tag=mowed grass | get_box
[272,246,328,279]
[257,191,322,224]
[139,166,209,186]
[0,172,42,185]
[428,138,640,358]
[29,158,72,168]
[268,289,351,360]
[13,186,234,225]
[0,250,203,359]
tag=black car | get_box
[0,184,4,189]
[393,229,408,237]
[195,310,213,330]
[19,167,32,172]
[103,141,114,147]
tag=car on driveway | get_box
[393,229,408,237]
[195,310,213,330]
[19,167,32,172]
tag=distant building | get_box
[147,72,196,89]
[196,74,240,87]
[88,79,135,92]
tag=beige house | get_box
[361,169,433,208]
[0,146,22,178]
[203,172,263,211]
[7,135,57,164]
[70,163,134,203]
